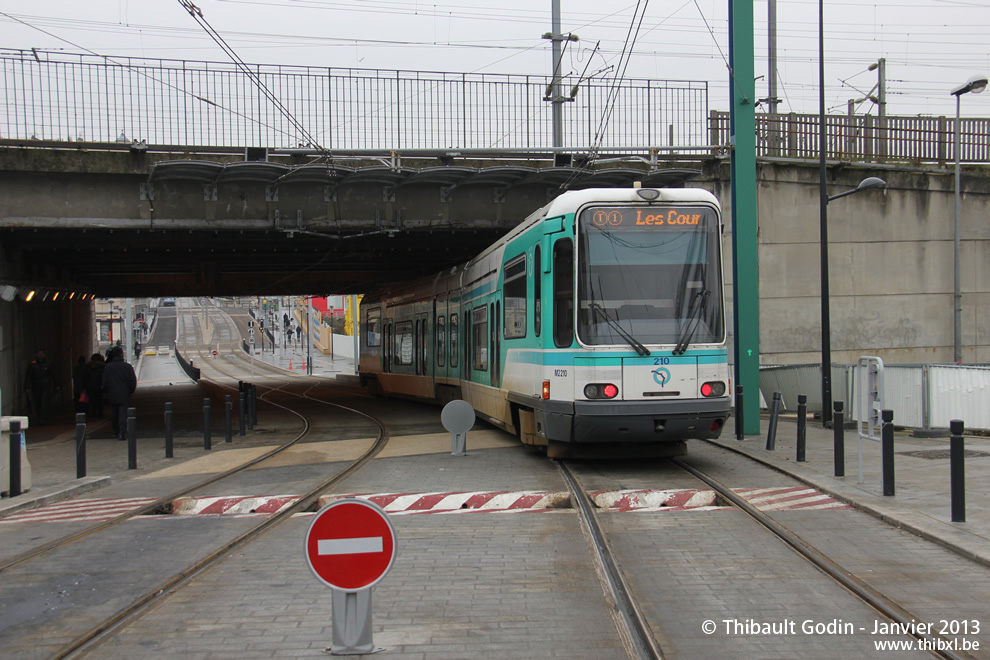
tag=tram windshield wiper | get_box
[672,288,710,356]
[589,302,651,357]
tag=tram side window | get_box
[366,308,381,347]
[534,246,542,337]
[394,321,414,365]
[450,314,459,368]
[472,305,489,372]
[553,238,574,348]
[436,315,445,367]
[503,254,527,339]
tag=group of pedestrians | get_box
[27,345,136,441]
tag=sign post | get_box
[305,499,397,655]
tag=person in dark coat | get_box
[72,356,89,415]
[102,347,137,441]
[24,349,59,425]
[86,353,106,418]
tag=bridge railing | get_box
[710,110,990,164]
[0,49,708,151]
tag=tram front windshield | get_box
[577,205,724,347]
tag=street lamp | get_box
[819,177,887,427]
[950,74,987,363]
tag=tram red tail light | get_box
[542,380,551,400]
[701,381,726,397]
[583,383,619,400]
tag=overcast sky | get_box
[3,0,989,119]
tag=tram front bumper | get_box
[540,398,730,444]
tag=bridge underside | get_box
[0,145,701,297]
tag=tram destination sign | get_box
[585,206,712,229]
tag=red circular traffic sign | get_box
[304,499,397,591]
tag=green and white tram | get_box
[359,187,730,457]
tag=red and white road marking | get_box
[0,486,848,524]
[0,497,160,524]
[732,486,850,511]
[320,490,571,515]
[590,488,720,512]
[170,495,298,516]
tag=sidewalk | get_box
[709,416,990,567]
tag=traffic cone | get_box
[289,359,293,370]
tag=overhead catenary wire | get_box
[176,0,333,170]
[0,12,296,144]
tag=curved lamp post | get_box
[819,177,887,427]
[950,74,988,363]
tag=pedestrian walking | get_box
[24,349,59,425]
[86,353,106,418]
[102,346,136,441]
[72,356,89,415]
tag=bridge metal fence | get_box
[0,49,708,151]
[710,110,990,164]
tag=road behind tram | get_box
[0,300,988,659]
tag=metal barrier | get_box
[0,49,708,151]
[759,363,990,433]
[710,110,990,164]
[856,356,884,442]
[173,342,201,381]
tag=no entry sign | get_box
[304,499,397,592]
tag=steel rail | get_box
[672,457,976,660]
[0,376,308,573]
[60,382,389,658]
[0,303,324,573]
[556,460,664,660]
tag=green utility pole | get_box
[729,0,760,435]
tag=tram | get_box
[358,187,730,457]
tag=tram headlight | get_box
[700,381,726,397]
[584,383,619,400]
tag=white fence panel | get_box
[928,365,990,431]
[878,365,925,429]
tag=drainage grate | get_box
[897,449,990,460]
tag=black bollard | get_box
[766,391,781,450]
[950,420,966,523]
[225,395,233,443]
[796,394,807,462]
[239,391,247,436]
[249,384,257,429]
[833,401,845,477]
[203,398,212,451]
[735,385,744,441]
[127,407,137,469]
[164,402,174,458]
[881,409,895,496]
[8,419,22,497]
[75,413,87,479]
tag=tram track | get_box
[558,452,976,660]
[671,457,975,660]
[54,317,395,657]
[0,304,394,658]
